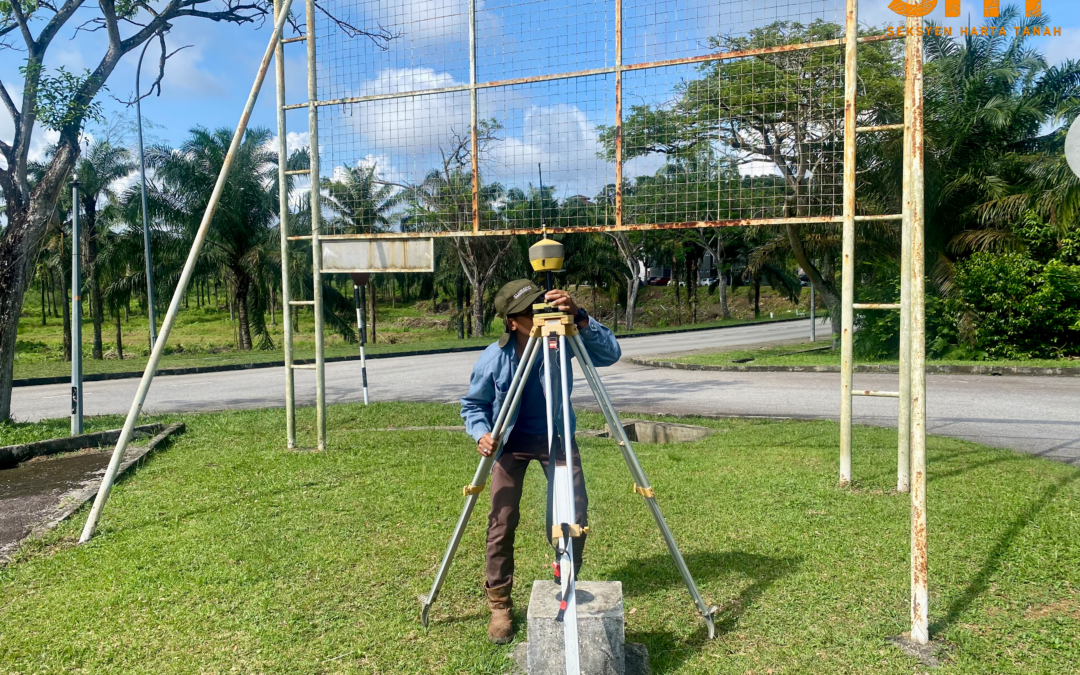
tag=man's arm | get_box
[577,316,622,367]
[461,355,496,442]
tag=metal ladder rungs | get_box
[853,390,900,398]
[853,303,900,310]
[856,124,904,133]
[284,169,309,176]
[289,300,315,306]
[292,363,317,370]
[287,235,312,241]
[854,214,903,222]
[281,35,307,44]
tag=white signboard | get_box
[320,237,435,273]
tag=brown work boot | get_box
[485,580,514,644]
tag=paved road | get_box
[12,319,1080,465]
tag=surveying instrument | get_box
[419,235,718,673]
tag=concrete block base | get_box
[526,580,626,675]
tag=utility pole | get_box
[136,40,158,350]
[71,180,84,435]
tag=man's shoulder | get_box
[474,340,512,368]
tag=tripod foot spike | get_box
[419,595,432,627]
[704,605,718,639]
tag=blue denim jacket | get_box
[461,317,622,442]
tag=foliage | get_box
[946,252,1080,359]
[18,65,106,132]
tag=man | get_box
[461,279,622,644]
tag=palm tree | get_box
[920,7,1080,279]
[73,141,135,359]
[141,127,281,350]
[323,164,400,233]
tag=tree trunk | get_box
[233,271,253,351]
[59,267,72,362]
[624,274,640,331]
[41,275,47,325]
[84,207,105,360]
[753,278,761,319]
[0,134,80,421]
[674,257,682,325]
[785,223,841,339]
[115,309,124,360]
[718,269,730,319]
[689,257,697,324]
[270,284,277,326]
[455,273,465,339]
[471,282,486,337]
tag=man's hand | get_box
[545,289,579,317]
[478,433,497,457]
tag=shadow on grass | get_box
[611,550,801,674]
[931,469,1080,636]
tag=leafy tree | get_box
[0,0,393,420]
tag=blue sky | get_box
[2,0,1077,200]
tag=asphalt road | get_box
[12,319,1080,465]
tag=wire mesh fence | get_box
[308,0,849,236]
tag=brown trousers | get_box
[486,433,588,589]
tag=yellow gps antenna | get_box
[528,164,564,290]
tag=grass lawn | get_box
[666,341,1080,370]
[2,403,1077,673]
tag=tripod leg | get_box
[556,335,581,674]
[568,334,718,639]
[419,335,539,626]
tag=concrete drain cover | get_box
[599,419,713,444]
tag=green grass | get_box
[2,402,1078,673]
[667,341,1080,370]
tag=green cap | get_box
[494,279,544,320]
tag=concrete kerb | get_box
[628,357,1080,378]
[11,317,807,388]
[0,424,165,470]
[0,422,185,563]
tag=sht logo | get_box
[888,1,1041,18]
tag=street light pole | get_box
[136,40,158,351]
[70,180,84,435]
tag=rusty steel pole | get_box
[614,0,623,228]
[838,0,858,485]
[469,0,480,234]
[907,15,929,646]
[306,0,327,450]
[79,0,297,542]
[897,23,915,495]
[274,0,296,449]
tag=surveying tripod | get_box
[419,248,717,674]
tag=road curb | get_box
[627,357,1080,377]
[13,317,806,388]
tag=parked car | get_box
[646,276,670,286]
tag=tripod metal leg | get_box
[419,335,539,627]
[555,334,581,674]
[568,334,719,639]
